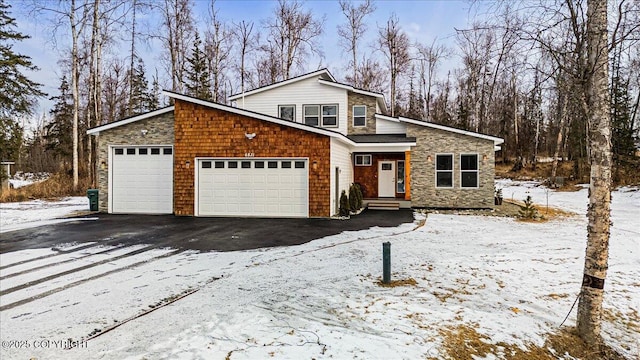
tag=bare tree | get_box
[266,0,324,80]
[204,0,232,103]
[337,0,375,87]
[378,13,410,117]
[232,20,255,93]
[157,0,194,93]
[415,40,449,118]
[576,0,613,345]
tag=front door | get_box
[378,161,395,197]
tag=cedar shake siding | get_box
[96,112,175,212]
[407,124,495,208]
[173,100,331,217]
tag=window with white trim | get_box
[460,154,479,188]
[397,160,405,193]
[435,154,453,188]
[278,105,295,121]
[321,104,338,127]
[353,105,366,127]
[355,154,372,166]
[303,105,319,126]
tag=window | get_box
[228,161,238,168]
[215,161,225,168]
[435,154,453,188]
[278,105,295,121]
[115,148,124,155]
[241,161,251,168]
[151,148,160,155]
[295,161,305,169]
[268,161,278,169]
[353,105,366,127]
[163,148,172,155]
[460,154,479,188]
[255,161,265,168]
[202,161,212,169]
[321,105,338,127]
[138,148,148,155]
[303,105,319,126]
[281,161,292,168]
[355,154,372,166]
[397,160,405,193]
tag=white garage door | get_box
[111,146,173,214]
[197,158,308,217]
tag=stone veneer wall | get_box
[173,100,331,217]
[96,112,175,212]
[407,124,495,208]
[346,92,377,135]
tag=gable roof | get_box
[397,116,504,145]
[87,106,175,135]
[317,79,388,113]
[163,91,357,145]
[228,69,336,100]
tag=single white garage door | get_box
[111,146,173,214]
[197,158,308,217]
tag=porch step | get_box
[367,202,400,210]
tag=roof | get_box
[163,91,358,146]
[87,106,175,135]
[317,79,388,113]
[347,134,416,144]
[228,69,336,100]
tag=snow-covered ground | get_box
[0,182,638,359]
[0,197,90,233]
[6,172,50,189]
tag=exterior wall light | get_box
[427,155,432,163]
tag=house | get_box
[87,69,503,217]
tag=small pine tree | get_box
[518,196,539,219]
[354,183,363,209]
[185,32,213,100]
[349,184,358,211]
[339,190,351,217]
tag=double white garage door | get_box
[111,146,174,214]
[197,158,309,217]
[110,151,309,217]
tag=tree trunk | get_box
[71,0,79,190]
[576,0,612,346]
[552,95,568,179]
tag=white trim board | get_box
[87,107,175,135]
[228,69,336,100]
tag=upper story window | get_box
[353,105,366,127]
[303,105,319,126]
[304,104,339,128]
[278,105,295,121]
[435,154,453,188]
[460,154,479,188]
[322,105,338,127]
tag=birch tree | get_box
[576,0,613,345]
[157,0,194,93]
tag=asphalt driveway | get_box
[0,210,415,253]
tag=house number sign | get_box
[244,152,255,157]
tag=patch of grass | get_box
[376,277,418,288]
[437,325,627,360]
[0,173,92,203]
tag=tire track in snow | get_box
[0,235,136,270]
[0,244,128,280]
[0,242,174,296]
[0,249,185,311]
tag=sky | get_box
[10,0,479,121]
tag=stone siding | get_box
[346,93,377,135]
[407,124,495,208]
[173,100,331,217]
[96,113,175,212]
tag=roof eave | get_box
[86,106,175,135]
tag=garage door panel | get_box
[198,158,308,217]
[111,146,173,214]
